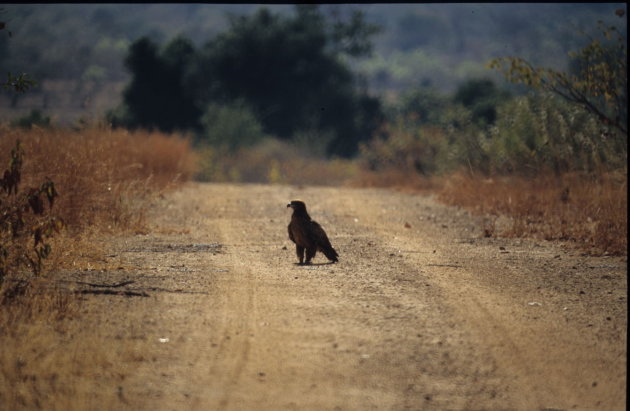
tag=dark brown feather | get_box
[287,200,338,264]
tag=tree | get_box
[121,36,201,132]
[0,12,37,93]
[192,5,382,157]
[488,9,627,139]
[115,5,383,157]
[453,78,511,126]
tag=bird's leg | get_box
[305,247,317,264]
[296,245,305,264]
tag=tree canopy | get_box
[488,9,627,139]
[112,5,383,157]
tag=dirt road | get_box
[68,183,626,410]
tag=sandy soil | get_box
[62,183,626,410]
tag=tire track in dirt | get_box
[181,184,517,409]
[327,186,626,410]
[97,182,625,410]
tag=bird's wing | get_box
[309,220,333,248]
[288,222,295,243]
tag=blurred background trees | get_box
[489,10,627,140]
[0,4,626,176]
[108,5,383,157]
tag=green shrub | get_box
[10,110,50,129]
[360,117,456,176]
[487,92,623,174]
[199,101,266,152]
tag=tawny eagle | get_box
[287,200,338,264]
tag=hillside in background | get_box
[0,3,624,125]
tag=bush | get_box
[486,92,624,174]
[438,171,627,255]
[195,137,357,186]
[0,140,62,285]
[113,6,383,157]
[199,101,266,151]
[453,78,511,126]
[10,109,51,129]
[362,89,625,179]
[359,117,456,176]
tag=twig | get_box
[78,289,149,297]
[78,280,135,288]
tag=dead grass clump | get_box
[438,171,627,255]
[0,284,148,410]
[349,167,443,193]
[0,126,197,232]
[197,138,358,186]
[0,126,197,409]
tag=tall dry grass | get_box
[0,126,197,232]
[438,171,627,255]
[0,126,197,409]
[0,125,197,285]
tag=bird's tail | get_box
[321,245,339,263]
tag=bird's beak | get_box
[287,203,292,208]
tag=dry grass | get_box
[0,284,150,410]
[0,126,197,409]
[349,167,443,193]
[437,171,628,255]
[197,138,358,186]
[0,126,197,232]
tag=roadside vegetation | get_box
[187,6,626,255]
[0,127,196,407]
[2,5,624,261]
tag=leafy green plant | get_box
[1,72,37,93]
[0,15,38,93]
[453,78,511,126]
[199,101,265,151]
[113,5,383,157]
[488,9,627,139]
[11,109,51,129]
[0,140,63,285]
[359,117,456,176]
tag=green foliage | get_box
[0,4,622,108]
[488,10,627,139]
[360,84,625,177]
[200,101,266,152]
[112,36,201,133]
[0,140,63,284]
[360,117,458,176]
[2,72,37,93]
[394,85,476,132]
[485,92,624,174]
[193,5,383,157]
[327,6,382,57]
[396,87,451,126]
[113,5,383,158]
[0,16,37,93]
[10,109,50,128]
[453,78,511,126]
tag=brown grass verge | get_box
[0,126,197,409]
[349,161,626,256]
[437,171,627,255]
[0,126,197,232]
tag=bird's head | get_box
[287,200,307,212]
